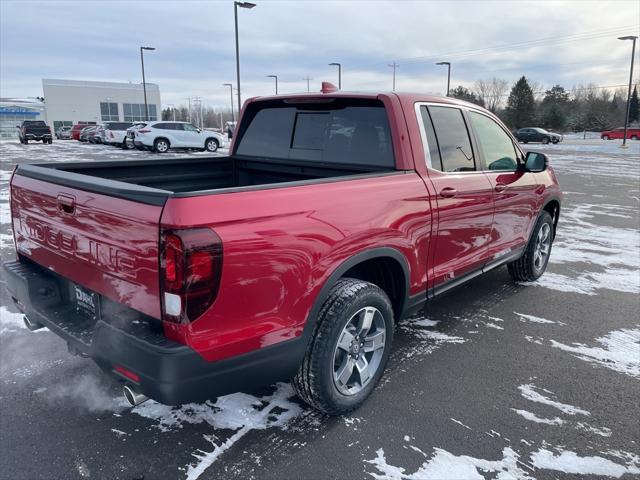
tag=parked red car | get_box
[601,127,640,140]
[70,123,90,140]
[4,88,561,414]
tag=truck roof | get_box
[247,90,478,109]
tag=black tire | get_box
[24,138,28,144]
[122,140,133,149]
[292,278,394,415]
[508,211,554,282]
[523,140,528,144]
[551,138,559,144]
[205,138,219,152]
[153,138,170,153]
[542,136,550,144]
[602,135,610,140]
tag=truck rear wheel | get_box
[508,211,554,282]
[292,278,394,415]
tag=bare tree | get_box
[474,77,509,113]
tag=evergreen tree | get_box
[449,86,484,107]
[629,85,639,123]
[539,84,569,131]
[505,76,536,129]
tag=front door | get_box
[467,111,540,259]
[419,105,495,289]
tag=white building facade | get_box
[42,79,161,132]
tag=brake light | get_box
[160,228,223,323]
[138,129,151,133]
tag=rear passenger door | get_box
[467,111,540,260]
[418,105,495,290]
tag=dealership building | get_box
[0,98,47,138]
[42,79,161,132]
[0,79,162,138]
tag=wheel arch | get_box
[304,248,410,338]
[542,197,561,239]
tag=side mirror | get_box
[524,151,548,172]
[197,128,201,133]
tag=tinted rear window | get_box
[105,122,133,130]
[23,121,46,126]
[235,100,394,168]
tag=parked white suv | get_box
[133,121,225,153]
[103,122,134,148]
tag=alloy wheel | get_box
[332,306,386,396]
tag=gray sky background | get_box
[1,0,639,110]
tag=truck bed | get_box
[16,156,394,205]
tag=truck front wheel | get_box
[507,211,554,282]
[292,278,394,415]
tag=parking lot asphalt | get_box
[0,138,639,480]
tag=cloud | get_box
[1,0,638,107]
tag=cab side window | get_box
[427,106,476,172]
[469,112,519,171]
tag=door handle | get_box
[494,183,508,193]
[439,187,458,198]
[57,194,76,215]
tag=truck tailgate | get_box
[10,174,163,319]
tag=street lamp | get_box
[266,75,278,94]
[435,61,451,96]
[618,35,637,148]
[140,46,155,121]
[329,62,341,89]
[223,83,235,123]
[234,1,256,115]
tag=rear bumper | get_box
[23,134,52,140]
[3,258,304,405]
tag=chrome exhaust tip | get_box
[123,385,148,407]
[23,316,44,332]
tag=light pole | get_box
[435,61,451,96]
[303,76,312,92]
[388,62,398,91]
[234,1,256,115]
[223,83,235,123]
[618,35,637,148]
[266,75,278,94]
[140,46,155,120]
[329,62,341,89]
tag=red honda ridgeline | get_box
[4,86,561,414]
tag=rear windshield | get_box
[104,122,133,130]
[235,99,395,168]
[23,121,46,126]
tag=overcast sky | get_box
[1,0,638,110]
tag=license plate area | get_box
[74,284,100,321]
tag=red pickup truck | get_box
[4,89,561,414]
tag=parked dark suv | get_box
[515,127,562,144]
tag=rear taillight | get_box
[138,129,151,133]
[160,228,223,323]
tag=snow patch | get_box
[550,328,640,378]
[365,446,533,480]
[515,312,564,325]
[512,409,564,425]
[530,449,640,478]
[131,383,302,480]
[518,384,590,416]
[575,422,612,438]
